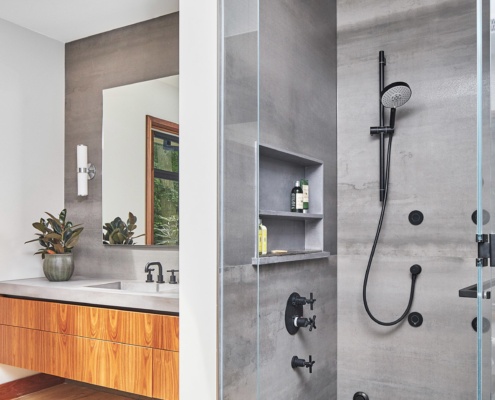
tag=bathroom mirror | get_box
[102,75,179,246]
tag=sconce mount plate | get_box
[87,163,96,180]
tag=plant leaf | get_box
[47,217,62,234]
[32,222,48,233]
[38,239,49,248]
[128,212,137,225]
[65,234,81,249]
[45,212,59,222]
[59,209,67,224]
[44,232,62,241]
[25,235,43,244]
[53,243,64,254]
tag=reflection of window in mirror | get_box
[146,116,179,245]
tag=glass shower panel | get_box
[256,1,336,399]
[485,1,495,397]
[478,0,493,398]
[219,0,259,399]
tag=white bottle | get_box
[301,178,309,213]
[258,219,267,255]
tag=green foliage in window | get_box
[154,215,179,246]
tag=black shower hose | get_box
[362,135,420,326]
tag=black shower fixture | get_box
[291,355,315,373]
[408,311,423,327]
[409,210,424,226]
[353,392,370,400]
[285,292,317,334]
[370,51,412,202]
[363,51,420,327]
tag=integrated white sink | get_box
[86,280,179,294]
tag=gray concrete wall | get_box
[64,14,179,279]
[337,0,478,398]
[221,0,337,398]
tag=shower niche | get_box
[253,144,329,265]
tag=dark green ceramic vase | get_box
[43,254,74,281]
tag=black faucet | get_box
[293,315,317,331]
[144,262,165,283]
[291,355,315,373]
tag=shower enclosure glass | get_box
[219,0,336,398]
[220,0,489,398]
[218,0,260,399]
[479,0,493,398]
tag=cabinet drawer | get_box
[0,297,178,350]
[42,330,153,397]
[43,331,81,381]
[81,337,153,396]
[44,302,155,347]
[0,325,43,371]
[79,306,154,347]
[153,349,179,400]
[153,314,179,351]
[0,296,43,329]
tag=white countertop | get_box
[0,276,179,314]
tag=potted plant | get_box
[25,209,84,281]
[102,212,143,245]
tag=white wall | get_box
[0,18,64,384]
[179,1,218,399]
[102,77,179,242]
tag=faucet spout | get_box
[145,262,164,283]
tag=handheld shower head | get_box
[380,81,411,129]
[381,81,411,109]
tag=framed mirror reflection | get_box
[102,75,179,246]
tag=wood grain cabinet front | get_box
[0,296,179,400]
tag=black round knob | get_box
[353,392,369,400]
[408,312,423,327]
[408,210,424,225]
[472,317,491,333]
[472,210,490,225]
[410,264,422,275]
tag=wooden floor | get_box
[14,382,135,400]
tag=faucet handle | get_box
[291,292,316,310]
[291,355,315,374]
[307,293,316,310]
[145,267,154,282]
[167,269,178,284]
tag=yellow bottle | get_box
[258,219,267,255]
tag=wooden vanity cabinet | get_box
[0,296,178,400]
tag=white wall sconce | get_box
[77,144,96,196]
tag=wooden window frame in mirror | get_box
[146,115,179,245]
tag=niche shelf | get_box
[253,144,329,265]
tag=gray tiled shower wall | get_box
[64,14,179,278]
[337,0,478,398]
[222,0,337,399]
